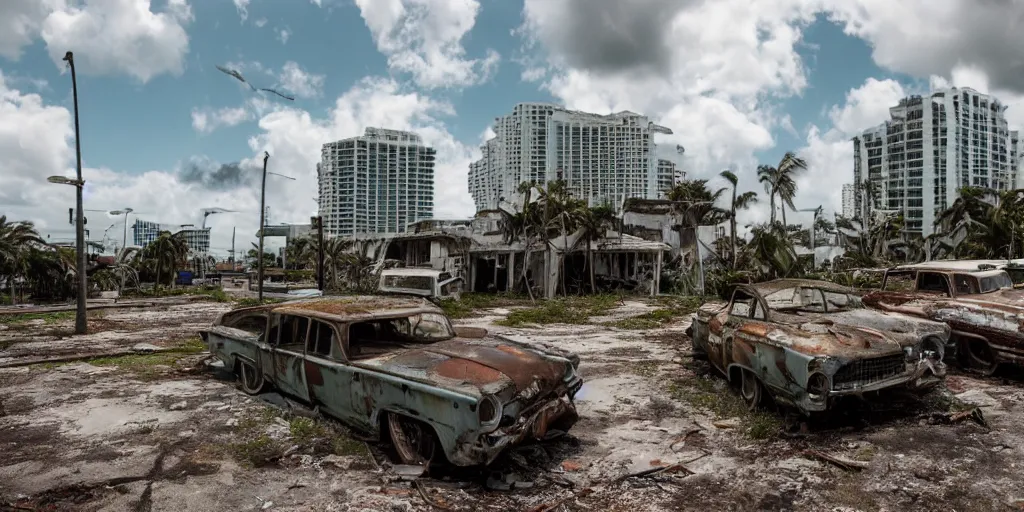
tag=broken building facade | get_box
[348,214,669,299]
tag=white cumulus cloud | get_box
[354,0,501,88]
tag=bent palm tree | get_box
[720,170,758,268]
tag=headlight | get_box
[807,373,830,401]
[478,395,501,428]
[922,336,945,360]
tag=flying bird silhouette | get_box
[216,64,257,91]
[260,88,295,101]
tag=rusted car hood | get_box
[757,309,946,358]
[355,337,567,400]
[957,288,1024,310]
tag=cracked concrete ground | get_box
[2,299,1024,511]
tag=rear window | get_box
[979,273,1012,293]
[383,275,433,290]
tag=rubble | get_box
[2,297,1024,511]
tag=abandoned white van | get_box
[378,268,463,300]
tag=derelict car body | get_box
[200,296,582,466]
[689,279,948,414]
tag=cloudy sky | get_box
[2,0,1024,256]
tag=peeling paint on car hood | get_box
[356,337,567,400]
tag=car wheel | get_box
[739,368,763,411]
[238,360,265,395]
[962,338,999,376]
[387,412,436,467]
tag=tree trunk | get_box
[730,188,738,268]
[781,203,788,227]
[769,192,776,224]
[588,239,596,294]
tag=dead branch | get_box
[414,480,452,510]
[803,450,869,472]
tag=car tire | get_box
[739,368,763,411]
[961,338,999,376]
[237,359,266,395]
[387,412,437,467]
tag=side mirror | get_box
[454,326,487,339]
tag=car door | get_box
[267,313,311,403]
[304,320,365,428]
[711,289,757,372]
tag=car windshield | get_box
[763,287,860,313]
[348,313,455,359]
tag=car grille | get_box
[832,354,907,390]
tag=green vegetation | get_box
[604,296,702,330]
[0,310,75,326]
[228,407,366,467]
[439,292,530,319]
[82,335,207,380]
[496,294,620,327]
[668,375,783,441]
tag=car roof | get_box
[234,296,442,323]
[892,260,1021,272]
[743,279,854,296]
[380,268,447,277]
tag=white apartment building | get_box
[656,159,678,198]
[318,128,435,236]
[131,219,210,255]
[852,87,1021,236]
[841,183,855,218]
[468,103,674,211]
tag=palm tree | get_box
[743,222,798,279]
[321,237,353,290]
[757,152,807,227]
[575,205,617,293]
[665,179,728,265]
[720,170,758,268]
[144,230,189,287]
[0,216,46,303]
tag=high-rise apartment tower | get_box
[318,128,435,236]
[468,103,675,211]
[852,87,1021,236]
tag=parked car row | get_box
[689,261,1024,415]
[199,259,1024,467]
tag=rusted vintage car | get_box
[689,279,949,414]
[862,262,1024,373]
[200,296,582,466]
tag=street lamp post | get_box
[258,152,269,302]
[109,208,133,295]
[59,51,87,334]
[255,158,295,302]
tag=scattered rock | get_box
[392,465,426,481]
[322,454,355,470]
[178,430,195,438]
[132,342,163,353]
[168,401,188,411]
[713,418,741,429]
[561,460,583,472]
[217,404,232,411]
[225,418,238,427]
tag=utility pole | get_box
[65,51,87,335]
[258,152,269,302]
[312,216,325,291]
[230,227,236,266]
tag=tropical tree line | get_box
[279,236,377,292]
[0,216,195,303]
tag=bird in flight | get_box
[215,65,257,91]
[260,88,295,101]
